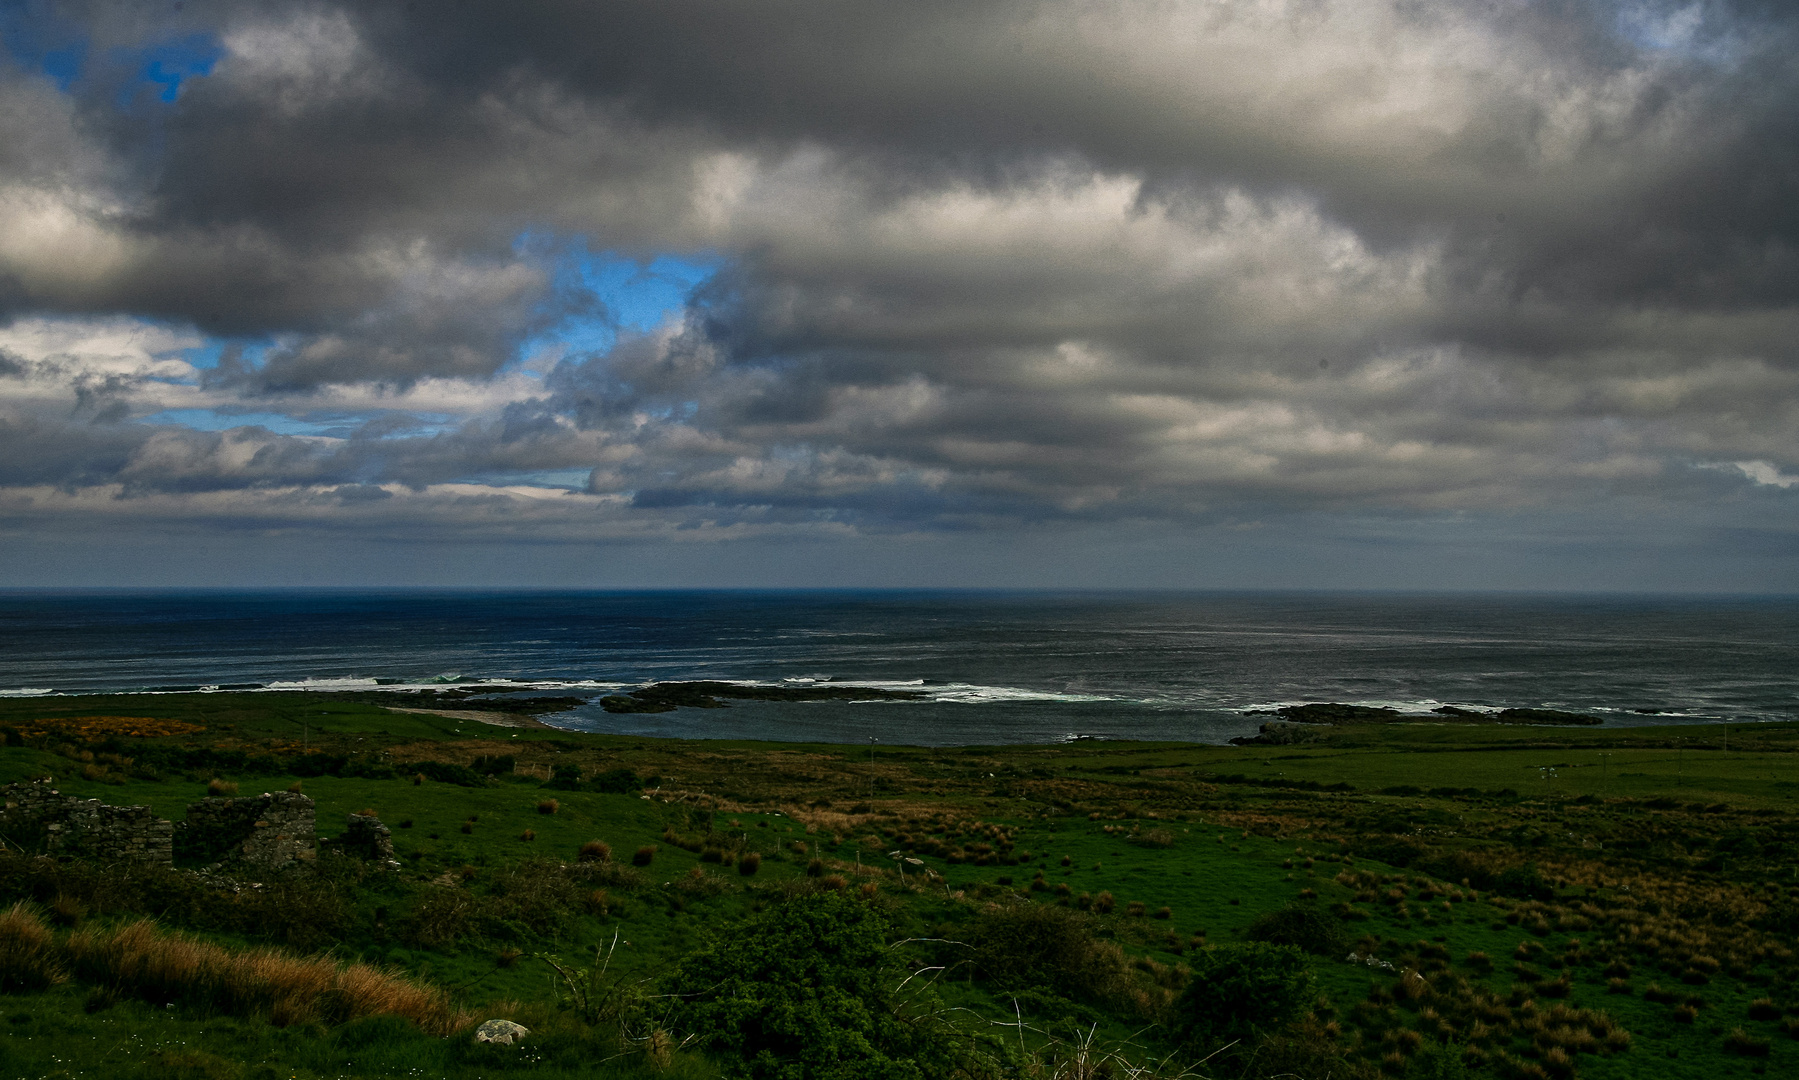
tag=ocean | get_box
[0,590,1793,746]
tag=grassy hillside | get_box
[3,693,1797,1078]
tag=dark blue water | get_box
[0,590,1794,745]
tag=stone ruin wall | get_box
[0,779,327,870]
[181,791,318,869]
[0,779,174,864]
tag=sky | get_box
[0,0,1796,591]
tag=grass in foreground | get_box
[3,693,1799,1078]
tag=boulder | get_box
[474,1019,530,1045]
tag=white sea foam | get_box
[0,687,55,697]
[1240,697,1499,716]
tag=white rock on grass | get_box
[474,1019,530,1045]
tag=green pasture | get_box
[4,693,1799,1077]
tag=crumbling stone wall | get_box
[0,779,173,864]
[178,792,316,869]
[341,812,400,868]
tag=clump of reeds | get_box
[206,778,238,797]
[1747,997,1780,1021]
[738,852,761,876]
[631,845,656,867]
[519,830,535,842]
[60,918,468,1033]
[1725,1027,1771,1057]
[578,840,612,863]
[537,799,559,815]
[1094,891,1115,914]
[0,903,65,991]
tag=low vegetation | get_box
[3,691,1799,1078]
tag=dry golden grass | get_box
[11,716,203,740]
[0,903,65,991]
[62,918,470,1034]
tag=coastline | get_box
[382,706,557,730]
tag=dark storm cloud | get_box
[1,0,1797,553]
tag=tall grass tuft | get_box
[578,840,612,863]
[0,903,65,991]
[206,778,238,797]
[537,799,559,815]
[62,918,470,1034]
[631,845,656,867]
[739,852,761,876]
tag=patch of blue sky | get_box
[130,34,221,103]
[142,409,340,437]
[516,238,722,370]
[141,408,462,440]
[1613,1,1746,65]
[452,467,595,491]
[1,2,85,89]
[1,5,220,102]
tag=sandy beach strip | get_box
[384,706,557,730]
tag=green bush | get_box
[966,903,1124,1003]
[1244,903,1347,957]
[669,891,956,1079]
[1171,943,1314,1049]
[591,767,641,794]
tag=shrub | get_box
[1172,943,1315,1048]
[545,764,584,791]
[1128,828,1176,849]
[739,852,761,876]
[1246,904,1348,956]
[578,841,612,863]
[631,845,656,867]
[402,761,484,787]
[537,800,559,815]
[0,903,64,991]
[967,904,1128,1003]
[669,892,963,1079]
[590,767,641,794]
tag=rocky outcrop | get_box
[1228,721,1328,747]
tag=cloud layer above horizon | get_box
[2,0,1797,587]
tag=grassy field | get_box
[2,693,1798,1078]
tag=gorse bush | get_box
[669,891,963,1079]
[965,902,1137,1011]
[1171,943,1314,1049]
[1245,903,1349,957]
